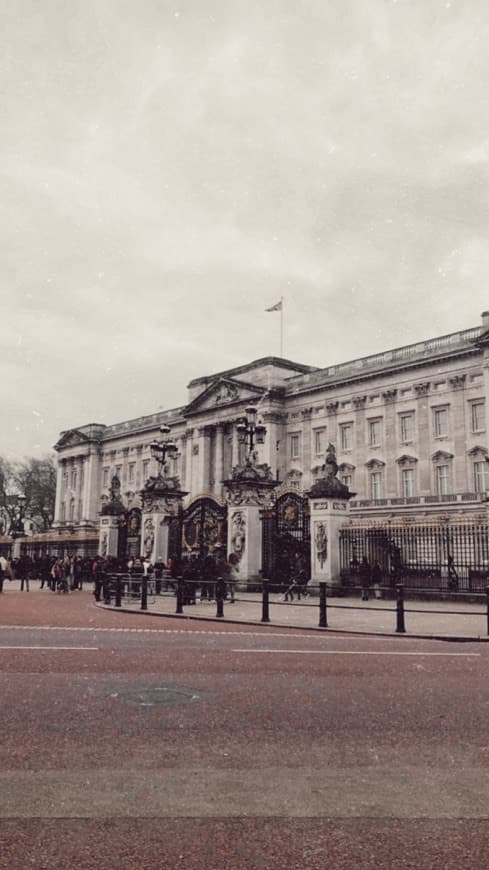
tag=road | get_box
[1,588,489,869]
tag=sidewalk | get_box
[99,588,489,641]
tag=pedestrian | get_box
[19,556,30,592]
[359,556,372,601]
[371,561,383,600]
[0,554,7,593]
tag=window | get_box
[341,474,352,490]
[368,419,382,447]
[103,467,109,487]
[401,468,415,498]
[128,463,136,483]
[474,461,489,493]
[71,469,77,490]
[60,502,66,522]
[400,413,414,442]
[340,423,353,451]
[471,401,485,433]
[313,428,325,456]
[142,460,150,481]
[433,407,448,437]
[62,471,68,491]
[115,465,122,480]
[370,471,383,500]
[69,500,75,521]
[436,464,449,496]
[290,433,301,459]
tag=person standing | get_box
[0,554,7,593]
[371,561,383,600]
[359,556,372,601]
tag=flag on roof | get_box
[265,300,282,312]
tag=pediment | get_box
[365,458,386,469]
[467,445,488,458]
[396,454,418,466]
[185,377,266,415]
[54,429,90,451]
[431,450,454,462]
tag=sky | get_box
[3,0,489,460]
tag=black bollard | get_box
[396,583,406,633]
[141,576,148,611]
[176,576,184,614]
[115,575,122,608]
[215,577,225,618]
[319,582,328,628]
[261,579,270,623]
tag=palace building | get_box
[39,310,489,577]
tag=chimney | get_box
[482,311,489,330]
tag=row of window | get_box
[102,461,152,488]
[337,461,489,500]
[290,401,486,458]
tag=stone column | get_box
[352,396,367,497]
[262,413,282,481]
[382,389,398,496]
[82,446,102,526]
[53,458,65,525]
[214,423,225,498]
[414,382,431,494]
[449,375,468,492]
[301,408,313,491]
[184,429,193,493]
[231,422,240,469]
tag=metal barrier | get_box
[99,574,489,637]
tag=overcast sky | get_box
[3,0,489,460]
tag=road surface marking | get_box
[232,649,480,656]
[0,646,99,651]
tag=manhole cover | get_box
[106,685,209,707]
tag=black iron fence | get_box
[340,523,489,593]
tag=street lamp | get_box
[149,425,178,479]
[236,406,267,465]
[11,494,26,537]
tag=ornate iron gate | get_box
[181,498,228,559]
[262,492,311,587]
[118,508,141,561]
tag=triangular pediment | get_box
[54,429,90,451]
[185,377,266,416]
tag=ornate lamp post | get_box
[223,408,278,586]
[141,425,187,566]
[236,406,267,465]
[149,425,179,479]
[10,494,26,558]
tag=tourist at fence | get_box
[371,561,383,600]
[0,554,6,593]
[359,556,372,601]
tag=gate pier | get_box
[224,462,278,587]
[308,444,354,589]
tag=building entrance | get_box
[262,491,311,589]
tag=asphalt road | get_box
[1,588,489,869]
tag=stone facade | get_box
[53,313,489,530]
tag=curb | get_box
[94,602,489,643]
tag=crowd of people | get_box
[0,550,241,605]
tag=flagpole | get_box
[280,296,284,357]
